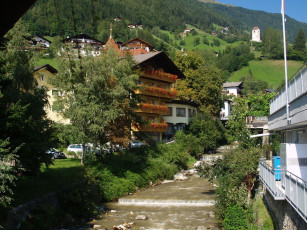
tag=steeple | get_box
[110,23,113,38]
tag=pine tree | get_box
[0,22,53,176]
[293,29,306,52]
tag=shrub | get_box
[223,204,248,230]
[175,130,203,158]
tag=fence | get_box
[270,64,307,115]
[259,159,307,223]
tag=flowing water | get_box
[76,174,221,230]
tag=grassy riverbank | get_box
[2,141,196,229]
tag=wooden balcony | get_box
[133,122,168,133]
[134,86,177,99]
[138,68,178,83]
[136,103,169,115]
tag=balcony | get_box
[269,64,307,130]
[245,116,268,129]
[259,159,307,223]
[134,86,177,99]
[136,103,169,115]
[133,122,168,133]
[139,68,178,83]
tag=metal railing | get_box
[259,159,307,223]
[259,160,285,199]
[270,63,307,115]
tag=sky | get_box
[216,0,307,23]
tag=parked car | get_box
[46,148,66,159]
[67,144,84,154]
[130,139,146,148]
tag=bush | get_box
[223,204,248,230]
[175,130,203,158]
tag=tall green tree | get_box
[0,22,53,176]
[175,51,223,115]
[262,27,283,59]
[52,47,138,164]
[293,29,306,52]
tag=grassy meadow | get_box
[229,60,304,89]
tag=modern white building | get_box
[252,26,261,42]
[259,63,307,228]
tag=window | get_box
[52,89,59,96]
[176,108,186,117]
[41,75,45,82]
[51,104,58,112]
[137,80,141,85]
[165,107,173,116]
[188,109,192,117]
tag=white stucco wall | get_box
[163,103,197,125]
[252,28,261,42]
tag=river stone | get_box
[135,215,147,220]
[173,173,188,181]
[93,225,101,228]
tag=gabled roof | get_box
[62,33,104,44]
[133,51,185,79]
[121,37,153,49]
[223,82,243,88]
[104,37,124,56]
[34,64,58,74]
[32,35,52,43]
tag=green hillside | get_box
[229,60,303,89]
[206,3,307,42]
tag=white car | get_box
[67,144,83,154]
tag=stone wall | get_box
[264,188,307,230]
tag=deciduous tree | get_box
[175,51,223,115]
[52,47,138,164]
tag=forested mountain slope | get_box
[23,0,307,43]
[22,0,236,37]
[206,3,307,42]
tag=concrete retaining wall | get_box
[264,188,307,230]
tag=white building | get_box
[252,26,261,42]
[32,36,52,48]
[220,82,243,121]
[259,63,307,227]
[62,34,105,56]
[163,100,198,140]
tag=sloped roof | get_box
[133,51,185,79]
[34,64,58,74]
[121,37,153,49]
[223,82,243,88]
[32,35,52,43]
[105,36,122,51]
[62,33,104,44]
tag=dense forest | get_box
[22,0,235,39]
[22,0,307,43]
[206,3,307,42]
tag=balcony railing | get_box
[133,122,168,133]
[134,86,177,99]
[259,159,307,223]
[270,64,307,115]
[139,68,178,83]
[136,103,169,115]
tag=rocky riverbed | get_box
[71,168,221,230]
